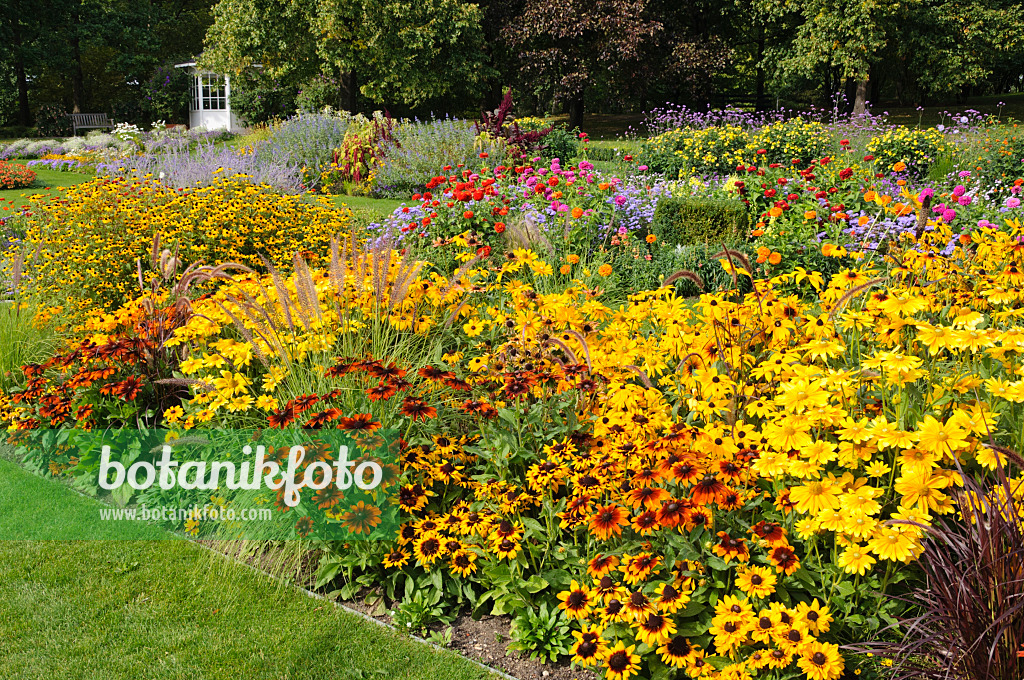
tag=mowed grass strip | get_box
[0,458,492,680]
[328,194,407,225]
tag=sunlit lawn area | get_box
[0,161,92,212]
[0,456,492,680]
[328,194,407,224]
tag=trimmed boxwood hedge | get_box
[651,196,750,246]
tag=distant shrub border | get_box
[0,126,37,139]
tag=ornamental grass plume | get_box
[858,451,1024,680]
[662,268,705,292]
[506,213,553,252]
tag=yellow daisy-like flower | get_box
[734,565,777,598]
[796,640,845,680]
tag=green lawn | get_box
[0,161,93,212]
[329,194,407,226]
[0,457,492,680]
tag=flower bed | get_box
[4,199,1024,678]
[0,160,36,189]
[3,109,1024,680]
[5,176,348,314]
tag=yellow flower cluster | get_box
[642,118,949,178]
[865,126,948,170]
[14,186,1024,679]
[10,176,349,314]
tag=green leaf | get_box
[540,568,571,591]
[524,575,549,594]
[111,483,134,507]
[521,517,545,536]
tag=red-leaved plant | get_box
[475,89,553,158]
[858,447,1024,679]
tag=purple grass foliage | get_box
[853,452,1024,680]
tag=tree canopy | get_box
[3,0,1024,127]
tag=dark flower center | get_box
[607,651,628,671]
[667,636,690,656]
[643,615,664,632]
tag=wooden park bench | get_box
[67,112,114,135]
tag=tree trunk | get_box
[843,77,857,112]
[852,78,869,115]
[71,29,84,113]
[485,80,503,114]
[338,70,357,112]
[567,91,584,131]
[755,27,766,111]
[12,16,31,126]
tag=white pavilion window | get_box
[196,73,227,111]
